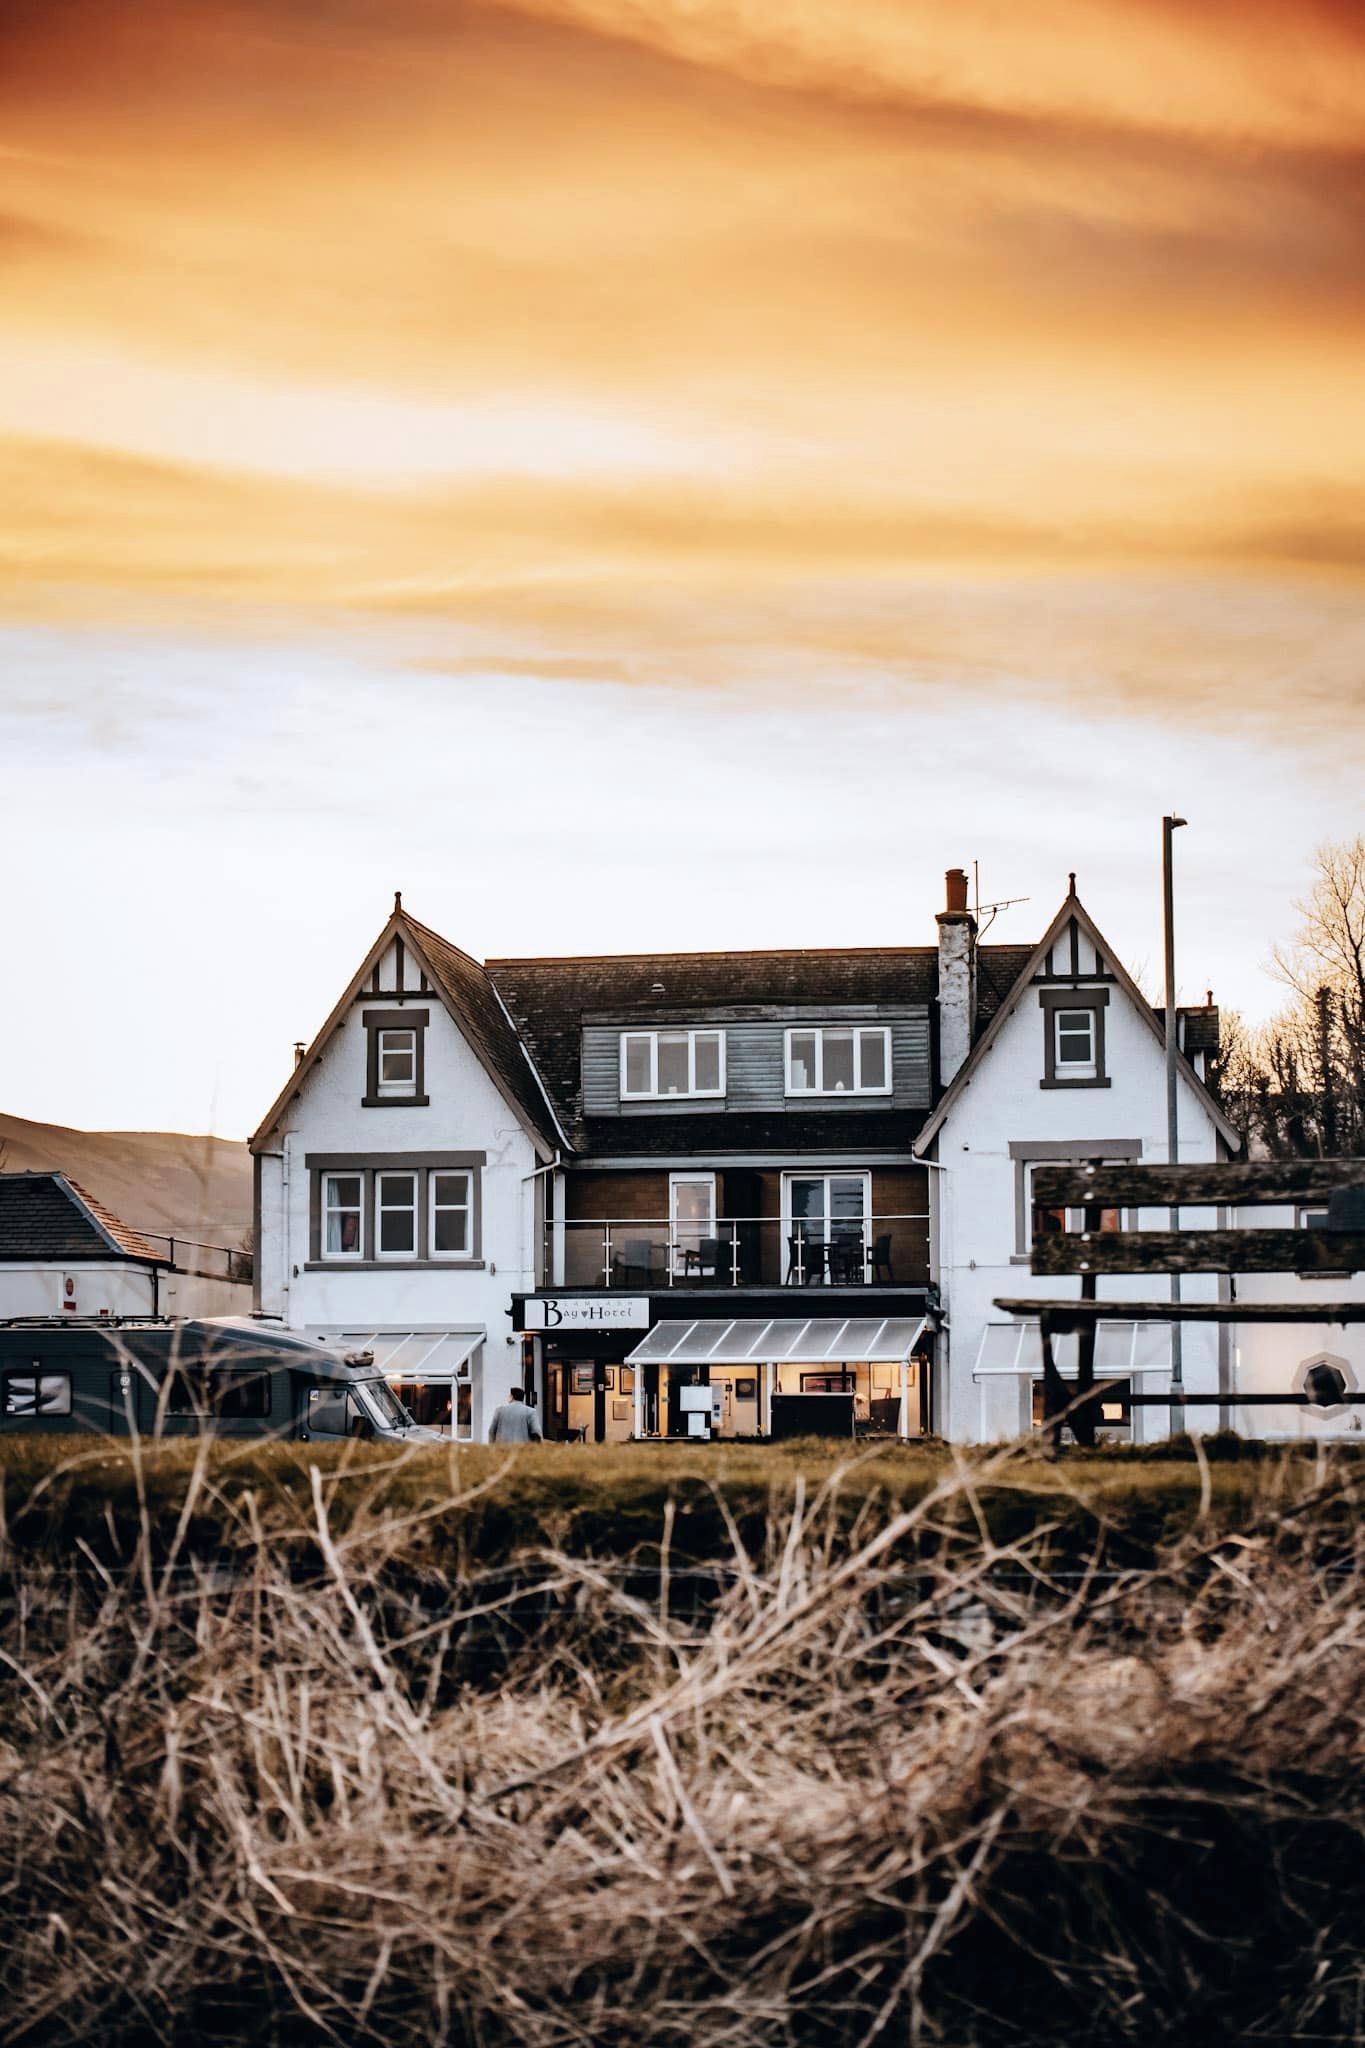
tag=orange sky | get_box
[2,0,1364,723]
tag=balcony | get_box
[539,1214,928,1291]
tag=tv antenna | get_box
[972,860,1029,938]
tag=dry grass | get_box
[2,1437,1363,2044]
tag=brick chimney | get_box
[936,867,976,1086]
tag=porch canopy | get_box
[626,1315,927,1439]
[972,1320,1172,1380]
[331,1329,484,1378]
[626,1315,927,1368]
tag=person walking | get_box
[487,1386,542,1444]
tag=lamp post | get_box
[1163,815,1187,1435]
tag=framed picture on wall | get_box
[870,1363,897,1393]
[611,1400,630,1422]
[603,1368,616,1391]
[735,1377,757,1401]
[618,1367,635,1395]
[571,1365,594,1395]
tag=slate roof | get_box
[487,943,1036,1153]
[402,913,562,1150]
[0,1174,166,1265]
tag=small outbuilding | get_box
[1,1172,178,1320]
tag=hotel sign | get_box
[524,1296,651,1330]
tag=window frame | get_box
[618,1028,726,1101]
[1296,1205,1349,1280]
[1053,1007,1097,1079]
[430,1169,473,1259]
[3,1370,73,1418]
[307,1153,486,1267]
[784,1025,893,1098]
[376,1026,418,1098]
[362,1007,430,1108]
[375,1170,420,1259]
[1038,988,1111,1090]
[1009,1139,1142,1262]
[322,1172,365,1261]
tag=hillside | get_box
[0,1111,251,1252]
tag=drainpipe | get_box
[1163,815,1186,1436]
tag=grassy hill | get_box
[0,1109,250,1251]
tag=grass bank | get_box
[2,1439,1363,2044]
[2,1432,1356,1574]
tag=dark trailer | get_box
[0,1317,436,1443]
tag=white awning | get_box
[328,1329,485,1379]
[972,1320,1172,1380]
[626,1315,927,1368]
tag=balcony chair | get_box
[615,1238,664,1287]
[786,1234,827,1285]
[826,1237,867,1285]
[868,1232,895,1283]
[683,1235,730,1283]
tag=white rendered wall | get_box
[1226,1206,1365,1438]
[0,1262,156,1319]
[257,962,541,1440]
[0,1264,249,1321]
[929,951,1226,1443]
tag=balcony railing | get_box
[539,1215,928,1290]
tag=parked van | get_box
[0,1317,440,1443]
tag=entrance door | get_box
[670,1172,716,1277]
[108,1370,135,1436]
[783,1174,870,1284]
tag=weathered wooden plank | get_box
[995,1296,1365,1324]
[1031,1159,1365,1209]
[1031,1228,1365,1276]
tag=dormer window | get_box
[1039,989,1110,1089]
[362,1007,430,1107]
[620,1029,725,1100]
[785,1026,891,1096]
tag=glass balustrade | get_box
[539,1214,928,1289]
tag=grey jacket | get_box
[488,1399,542,1444]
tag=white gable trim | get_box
[250,912,556,1156]
[913,892,1240,1155]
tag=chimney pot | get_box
[944,867,969,917]
[293,1041,306,1069]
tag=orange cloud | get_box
[0,0,1362,737]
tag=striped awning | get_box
[626,1315,927,1368]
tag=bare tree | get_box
[1216,838,1365,1157]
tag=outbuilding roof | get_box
[0,1173,167,1265]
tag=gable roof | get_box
[249,905,561,1156]
[486,943,1032,1150]
[0,1173,167,1265]
[912,890,1242,1155]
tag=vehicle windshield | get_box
[358,1378,414,1431]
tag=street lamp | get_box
[1163,815,1186,1433]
